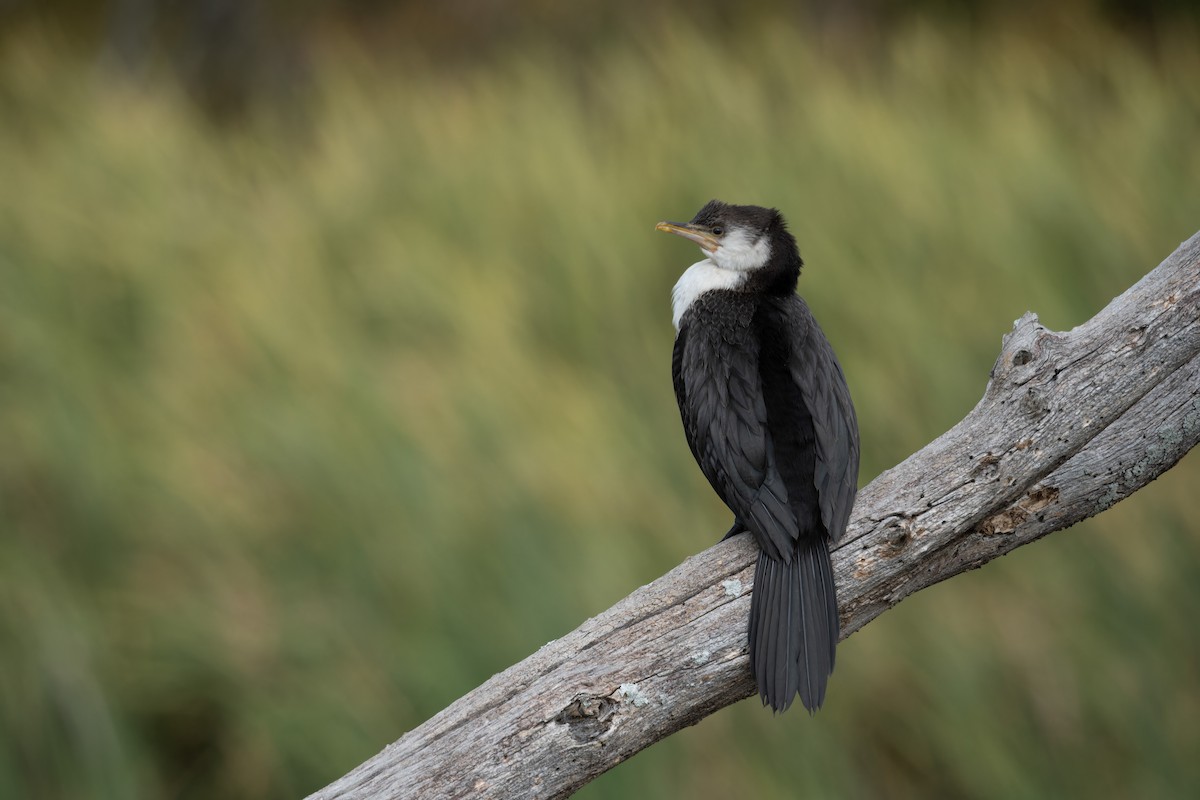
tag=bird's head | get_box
[656,200,801,293]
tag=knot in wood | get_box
[988,312,1065,393]
[556,694,618,743]
[1021,386,1050,418]
[1002,320,1045,373]
[867,519,914,563]
[988,315,1030,380]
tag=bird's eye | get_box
[712,226,724,235]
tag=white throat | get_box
[670,228,771,331]
[671,259,748,330]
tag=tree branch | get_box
[308,232,1200,800]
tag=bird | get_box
[657,200,860,713]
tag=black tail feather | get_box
[749,537,838,712]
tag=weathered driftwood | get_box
[309,232,1200,800]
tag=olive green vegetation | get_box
[1,16,1199,800]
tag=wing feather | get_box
[674,315,797,563]
[673,295,858,558]
[781,297,860,542]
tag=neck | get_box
[756,256,800,296]
[761,225,802,295]
[671,259,748,331]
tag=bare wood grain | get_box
[308,232,1200,800]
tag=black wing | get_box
[779,296,860,542]
[673,316,798,563]
[673,298,859,560]
[671,326,704,472]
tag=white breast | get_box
[671,259,748,331]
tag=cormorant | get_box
[657,200,860,713]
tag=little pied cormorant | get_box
[657,200,860,713]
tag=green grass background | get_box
[1,14,1199,800]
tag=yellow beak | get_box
[655,221,720,253]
